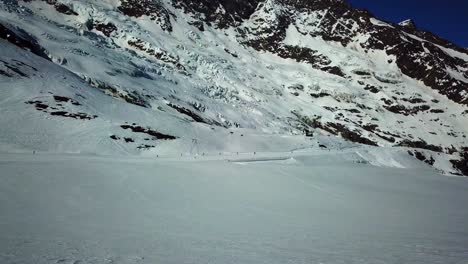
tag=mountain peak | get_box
[0,0,468,176]
[399,19,416,29]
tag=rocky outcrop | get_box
[119,0,173,31]
[120,124,177,140]
[397,139,443,153]
[93,22,117,37]
[450,152,468,176]
[173,0,264,28]
[0,23,49,60]
[25,96,97,120]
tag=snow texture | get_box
[1,151,468,264]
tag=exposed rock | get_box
[398,19,416,30]
[120,124,177,140]
[124,137,134,143]
[397,139,443,153]
[127,38,188,74]
[26,97,96,120]
[353,70,372,76]
[173,0,263,28]
[53,95,81,106]
[137,144,156,149]
[320,122,378,146]
[93,22,117,37]
[364,85,380,93]
[430,109,445,114]
[167,102,224,127]
[119,0,173,31]
[49,111,97,120]
[86,79,149,108]
[310,92,332,98]
[52,2,78,15]
[408,150,435,166]
[450,152,468,176]
[0,23,49,60]
[188,21,205,31]
[384,104,431,116]
[275,46,345,77]
[292,111,378,146]
[236,0,468,106]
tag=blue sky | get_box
[348,0,468,47]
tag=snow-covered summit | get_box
[399,19,416,29]
[0,0,467,176]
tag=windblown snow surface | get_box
[1,149,468,264]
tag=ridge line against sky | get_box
[348,0,468,47]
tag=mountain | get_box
[398,19,416,29]
[0,0,467,176]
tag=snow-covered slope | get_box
[0,0,467,175]
[1,152,468,264]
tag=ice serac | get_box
[0,0,468,176]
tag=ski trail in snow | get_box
[278,167,345,202]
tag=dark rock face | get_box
[167,103,207,123]
[408,150,435,166]
[25,95,97,120]
[450,152,468,177]
[172,0,265,28]
[53,2,78,15]
[53,95,81,106]
[86,79,150,108]
[384,104,431,116]
[322,122,378,146]
[385,40,468,105]
[276,46,345,77]
[310,92,332,98]
[361,123,397,143]
[49,111,96,120]
[120,124,177,140]
[124,137,134,143]
[0,23,50,60]
[399,19,416,30]
[167,102,225,127]
[397,139,443,153]
[291,111,378,146]
[93,22,117,37]
[118,0,173,31]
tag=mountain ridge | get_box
[0,0,467,176]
